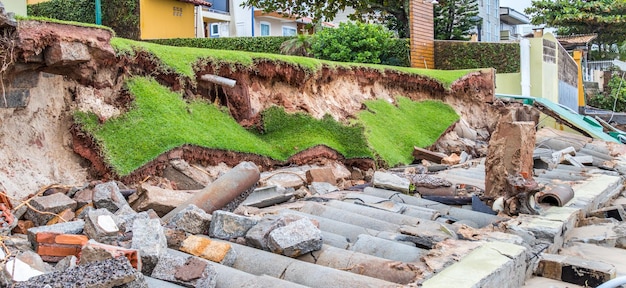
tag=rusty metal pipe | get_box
[162,161,259,222]
[536,184,574,207]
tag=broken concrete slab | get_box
[24,192,77,226]
[130,183,195,217]
[3,251,49,282]
[131,218,167,274]
[180,235,236,266]
[535,253,616,287]
[244,214,301,251]
[164,204,211,235]
[565,174,624,213]
[565,223,618,247]
[93,181,130,213]
[150,252,217,288]
[372,171,411,193]
[267,217,322,257]
[349,234,425,263]
[209,210,258,240]
[308,182,339,195]
[560,242,626,276]
[421,241,527,288]
[241,185,294,208]
[306,167,337,185]
[14,257,140,288]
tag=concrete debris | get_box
[83,208,121,244]
[180,235,236,265]
[241,185,294,208]
[164,204,211,235]
[80,240,141,270]
[536,253,616,287]
[441,153,461,165]
[131,218,167,274]
[151,251,217,288]
[3,251,49,282]
[24,192,77,226]
[209,210,258,240]
[306,167,337,185]
[93,181,131,213]
[130,183,195,217]
[308,182,339,195]
[14,257,140,288]
[372,171,411,193]
[413,146,447,164]
[44,41,92,67]
[267,217,322,257]
[245,214,301,251]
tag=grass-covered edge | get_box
[75,76,458,175]
[110,37,477,89]
[16,15,115,34]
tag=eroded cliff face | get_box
[1,19,501,200]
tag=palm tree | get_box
[280,33,313,57]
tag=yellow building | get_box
[26,0,210,40]
[140,0,208,39]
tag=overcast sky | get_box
[500,0,533,15]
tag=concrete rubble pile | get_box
[2,125,626,287]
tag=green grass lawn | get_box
[357,97,460,166]
[110,37,476,88]
[76,77,459,175]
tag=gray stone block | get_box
[209,210,258,240]
[372,171,410,193]
[72,188,94,208]
[151,252,217,288]
[93,181,131,213]
[309,182,339,195]
[241,185,294,208]
[165,204,211,235]
[268,218,323,257]
[44,41,91,67]
[27,220,85,249]
[131,218,167,275]
[83,208,121,244]
[0,89,29,108]
[245,214,302,250]
[14,257,139,288]
[24,193,77,226]
[116,209,150,234]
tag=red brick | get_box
[55,234,89,246]
[37,243,82,257]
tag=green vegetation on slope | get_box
[358,97,459,166]
[110,37,476,88]
[257,107,372,159]
[76,77,458,175]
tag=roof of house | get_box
[177,0,211,6]
[556,34,598,50]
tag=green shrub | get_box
[27,0,139,39]
[588,73,626,112]
[150,37,290,53]
[435,41,520,73]
[382,38,410,67]
[311,22,395,64]
[28,0,95,23]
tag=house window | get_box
[282,26,297,36]
[210,23,220,37]
[173,7,183,17]
[260,22,270,36]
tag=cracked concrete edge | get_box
[421,241,527,288]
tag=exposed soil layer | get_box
[3,20,501,193]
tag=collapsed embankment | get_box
[1,19,502,200]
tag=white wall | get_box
[4,0,27,17]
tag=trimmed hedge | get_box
[28,0,139,39]
[435,41,520,73]
[152,37,411,67]
[150,37,290,54]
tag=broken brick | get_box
[81,240,141,270]
[34,232,88,262]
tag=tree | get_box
[525,0,626,60]
[242,0,413,38]
[434,0,480,40]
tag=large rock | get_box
[165,204,211,235]
[83,208,121,244]
[209,211,258,240]
[268,218,323,257]
[372,171,410,193]
[93,181,130,213]
[131,218,167,275]
[44,41,91,67]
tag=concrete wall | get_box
[495,73,521,95]
[477,0,500,42]
[5,0,27,16]
[139,0,196,39]
[254,18,296,36]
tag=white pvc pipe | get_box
[597,276,626,288]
